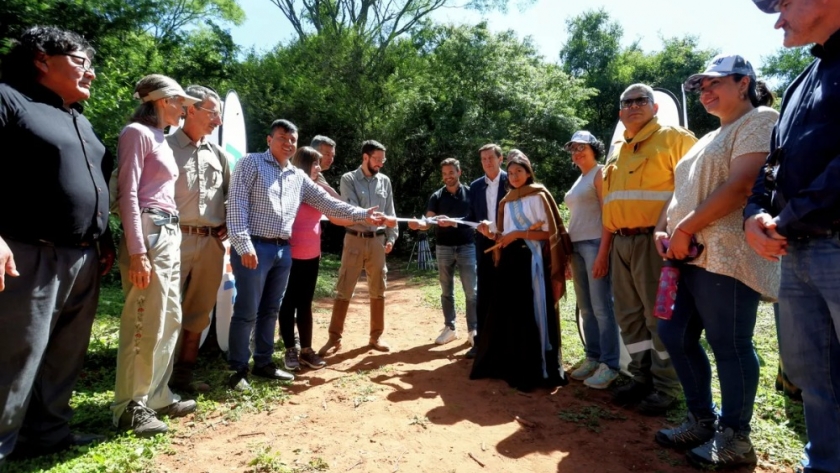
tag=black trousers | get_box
[475,248,496,338]
[278,256,320,349]
[0,240,100,460]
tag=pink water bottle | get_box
[654,260,680,320]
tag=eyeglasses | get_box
[60,53,94,73]
[566,143,588,153]
[195,105,222,119]
[370,156,387,164]
[620,96,652,109]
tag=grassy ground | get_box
[5,255,805,472]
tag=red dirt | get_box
[157,273,789,473]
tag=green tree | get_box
[558,9,716,144]
[760,46,812,94]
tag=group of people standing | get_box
[0,24,397,461]
[0,0,838,471]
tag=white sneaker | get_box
[468,330,477,347]
[435,326,458,345]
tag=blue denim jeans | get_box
[228,240,292,372]
[778,237,840,473]
[570,238,620,370]
[658,264,760,432]
[436,244,478,331]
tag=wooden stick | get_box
[468,452,486,467]
[237,431,264,437]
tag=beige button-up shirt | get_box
[167,128,231,227]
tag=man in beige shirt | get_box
[166,85,231,393]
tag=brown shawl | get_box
[496,183,573,303]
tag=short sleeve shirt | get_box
[667,106,780,297]
[427,184,473,246]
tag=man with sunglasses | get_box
[0,27,113,462]
[602,83,697,415]
[165,85,231,394]
[745,1,840,471]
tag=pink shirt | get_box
[117,122,179,255]
[289,203,322,260]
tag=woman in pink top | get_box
[278,147,348,371]
[112,74,201,437]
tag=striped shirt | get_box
[227,150,368,255]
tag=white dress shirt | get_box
[485,173,501,228]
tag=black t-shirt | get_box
[426,184,473,246]
[0,82,111,245]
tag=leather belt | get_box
[251,235,290,246]
[346,228,386,239]
[614,226,655,237]
[180,225,222,237]
[789,228,840,240]
[142,208,180,224]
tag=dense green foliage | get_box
[0,2,811,250]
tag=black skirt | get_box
[470,241,567,391]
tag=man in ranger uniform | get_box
[603,83,697,415]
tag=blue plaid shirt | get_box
[227,150,368,255]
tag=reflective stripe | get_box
[625,340,653,354]
[604,190,673,205]
[655,349,671,360]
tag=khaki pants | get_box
[610,233,680,396]
[179,233,225,333]
[335,233,388,300]
[112,214,182,423]
[334,233,387,338]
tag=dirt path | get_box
[157,273,786,473]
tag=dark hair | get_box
[506,154,536,188]
[269,119,298,136]
[731,74,776,108]
[185,85,220,107]
[361,140,386,156]
[440,158,461,172]
[292,146,322,177]
[479,143,503,158]
[311,135,336,149]
[585,140,606,161]
[129,74,181,127]
[1,26,94,86]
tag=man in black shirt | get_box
[410,158,477,347]
[0,27,114,462]
[746,1,840,472]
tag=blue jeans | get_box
[658,264,760,432]
[228,241,292,372]
[778,237,840,473]
[437,244,478,331]
[570,239,620,370]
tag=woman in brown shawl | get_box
[470,154,571,391]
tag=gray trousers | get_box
[0,240,100,461]
[610,233,680,396]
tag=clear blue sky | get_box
[230,0,786,71]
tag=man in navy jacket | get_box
[466,144,508,358]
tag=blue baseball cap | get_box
[684,54,756,92]
[753,0,780,13]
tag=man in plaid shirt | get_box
[226,119,384,390]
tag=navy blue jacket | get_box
[745,29,840,236]
[468,171,508,253]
